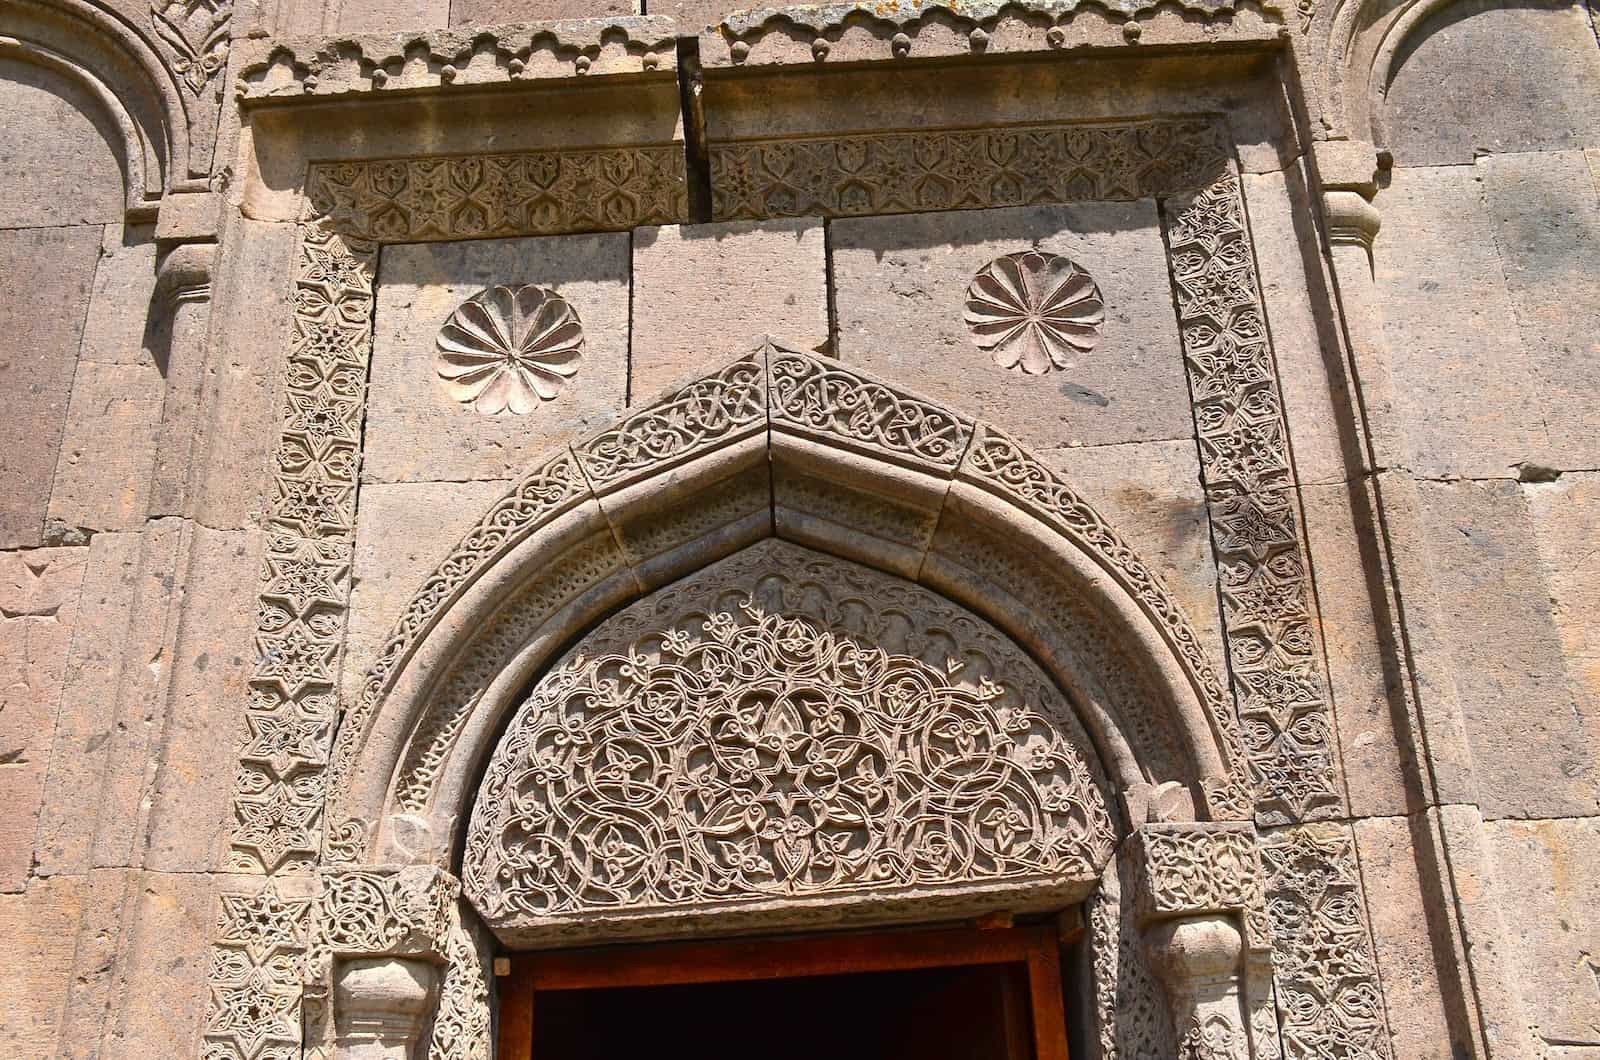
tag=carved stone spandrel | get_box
[339,480,511,712]
[830,201,1191,454]
[630,218,829,399]
[367,233,629,484]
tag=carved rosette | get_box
[964,251,1105,374]
[464,540,1116,943]
[435,285,583,415]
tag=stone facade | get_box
[1,0,1597,1056]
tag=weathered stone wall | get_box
[1,0,1597,1057]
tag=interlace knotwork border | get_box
[202,119,1388,1060]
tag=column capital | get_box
[333,957,438,1060]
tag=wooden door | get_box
[499,925,1069,1060]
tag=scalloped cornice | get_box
[234,16,677,101]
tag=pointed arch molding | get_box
[324,344,1251,874]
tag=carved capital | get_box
[333,957,437,1060]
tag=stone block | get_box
[77,225,158,367]
[1242,168,1358,487]
[646,0,722,27]
[34,532,142,877]
[47,363,163,533]
[0,546,88,891]
[101,870,216,1060]
[1381,0,1600,166]
[831,201,1190,452]
[1041,439,1225,668]
[0,225,103,549]
[450,0,633,22]
[1479,150,1600,471]
[0,874,83,1057]
[141,528,263,873]
[336,0,449,31]
[368,234,630,483]
[1301,479,1414,817]
[1525,470,1600,771]
[1375,165,1551,479]
[1483,817,1600,1050]
[631,217,828,399]
[0,59,124,227]
[1415,479,1600,819]
[192,218,298,529]
[342,478,511,706]
[1353,815,1463,1059]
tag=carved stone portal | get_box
[463,539,1119,946]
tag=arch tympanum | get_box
[463,540,1118,946]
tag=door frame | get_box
[499,924,1071,1060]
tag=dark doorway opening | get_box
[501,924,1072,1060]
[534,960,1034,1060]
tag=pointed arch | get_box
[323,344,1252,870]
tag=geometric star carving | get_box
[231,784,321,873]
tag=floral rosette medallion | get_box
[436,284,584,415]
[964,251,1105,375]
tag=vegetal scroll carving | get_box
[464,540,1117,941]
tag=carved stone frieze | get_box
[769,346,974,470]
[709,119,1230,222]
[204,881,316,1060]
[152,0,231,95]
[1090,858,1176,1058]
[428,907,494,1060]
[307,148,687,243]
[1262,825,1393,1058]
[573,351,767,493]
[464,539,1118,944]
[1160,170,1341,826]
[227,225,375,876]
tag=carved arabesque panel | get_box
[464,540,1118,943]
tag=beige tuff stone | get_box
[1043,439,1225,667]
[141,528,263,873]
[0,225,104,549]
[1243,168,1358,487]
[341,478,511,707]
[335,0,450,32]
[630,217,829,399]
[1478,150,1600,472]
[1375,165,1552,480]
[1353,815,1463,1059]
[1301,478,1414,817]
[0,59,124,228]
[1484,817,1600,1051]
[190,218,298,529]
[0,547,87,891]
[1415,478,1600,820]
[1525,472,1600,769]
[47,362,164,533]
[0,874,84,1056]
[832,201,1190,453]
[368,233,630,483]
[1380,0,1600,167]
[33,532,143,878]
[449,0,634,22]
[76,226,158,367]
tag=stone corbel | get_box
[1312,139,1383,264]
[1128,823,1280,1060]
